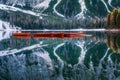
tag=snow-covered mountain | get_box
[0,0,44,7]
[0,0,50,12]
[0,0,120,18]
[0,0,120,29]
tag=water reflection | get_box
[0,31,120,80]
[107,32,120,53]
[0,31,12,41]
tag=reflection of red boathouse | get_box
[33,32,86,38]
[13,32,30,38]
[13,32,91,39]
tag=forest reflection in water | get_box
[107,32,120,54]
[0,31,120,80]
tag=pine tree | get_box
[110,9,118,25]
[116,13,120,26]
[107,8,120,28]
[114,9,118,25]
[107,13,111,26]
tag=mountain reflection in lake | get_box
[0,31,120,80]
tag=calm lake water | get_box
[0,31,120,80]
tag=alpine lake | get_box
[0,29,120,80]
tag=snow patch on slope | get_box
[53,43,65,80]
[0,31,12,41]
[34,48,53,70]
[0,19,11,29]
[0,43,48,56]
[0,20,20,41]
[75,0,87,19]
[0,19,21,31]
[53,0,65,18]
[4,0,44,7]
[108,0,114,8]
[33,0,51,12]
[0,4,47,17]
[101,0,110,13]
[12,0,18,7]
[75,41,86,64]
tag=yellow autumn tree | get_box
[107,8,120,28]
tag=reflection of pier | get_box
[13,32,92,39]
[13,32,30,39]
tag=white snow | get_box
[101,0,110,13]
[53,0,65,18]
[0,31,12,41]
[12,0,18,7]
[108,0,114,8]
[0,4,47,17]
[75,41,87,63]
[0,20,13,41]
[53,43,65,80]
[75,0,87,19]
[33,0,51,11]
[0,20,21,41]
[54,43,65,65]
[100,48,110,61]
[0,19,12,29]
[0,43,48,56]
[0,19,21,31]
[34,48,53,70]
